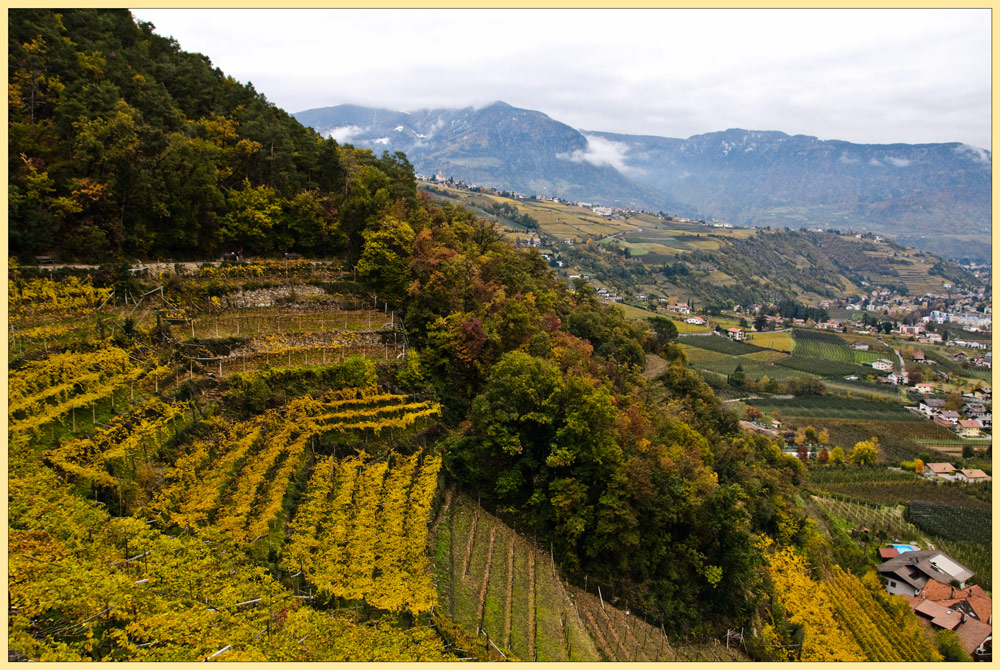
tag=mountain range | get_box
[293,102,992,261]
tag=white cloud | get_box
[956,144,991,164]
[886,157,911,167]
[559,135,638,173]
[326,125,365,143]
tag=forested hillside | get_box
[9,9,415,261]
[9,10,960,662]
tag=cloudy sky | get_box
[130,9,991,149]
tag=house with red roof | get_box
[958,419,983,437]
[924,462,956,480]
[954,468,991,484]
[909,579,992,660]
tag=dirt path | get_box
[527,552,536,661]
[447,492,456,619]
[475,526,497,629]
[503,535,515,649]
[579,603,615,660]
[642,352,669,379]
[461,511,478,578]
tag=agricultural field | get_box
[788,417,977,462]
[693,356,804,382]
[791,329,889,367]
[678,333,764,356]
[747,331,794,352]
[775,354,873,378]
[422,184,641,242]
[906,500,992,544]
[748,396,916,422]
[667,317,712,333]
[821,380,907,401]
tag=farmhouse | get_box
[911,350,925,362]
[877,550,974,597]
[871,359,894,372]
[685,316,705,325]
[954,469,991,484]
[913,383,935,394]
[726,327,746,341]
[924,462,956,480]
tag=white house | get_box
[726,327,747,341]
[871,359,894,372]
[919,398,946,417]
[877,550,974,597]
[954,468,991,484]
[958,420,983,437]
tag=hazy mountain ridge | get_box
[295,102,675,210]
[295,102,991,261]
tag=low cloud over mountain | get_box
[295,102,991,260]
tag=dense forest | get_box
[9,9,419,262]
[8,10,960,662]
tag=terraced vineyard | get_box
[283,450,442,613]
[768,547,942,661]
[430,492,747,662]
[150,388,441,546]
[432,492,599,661]
[823,566,941,661]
